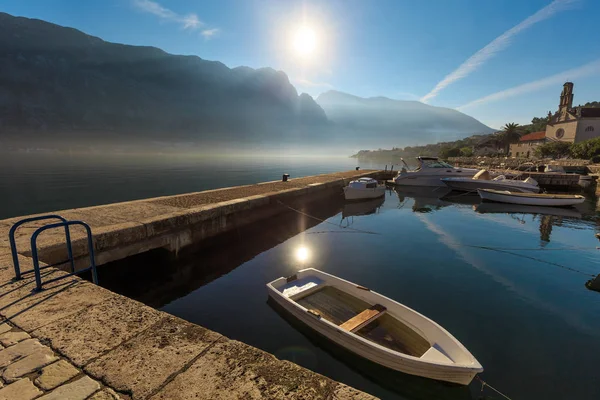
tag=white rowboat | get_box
[477,189,585,206]
[267,268,483,385]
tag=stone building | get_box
[545,82,600,143]
[509,131,547,158]
[474,133,503,156]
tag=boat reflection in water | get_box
[340,196,385,227]
[474,202,587,244]
[267,297,474,400]
[393,186,479,212]
[474,203,583,219]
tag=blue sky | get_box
[3,0,600,129]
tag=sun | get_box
[292,26,317,57]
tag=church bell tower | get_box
[559,82,574,113]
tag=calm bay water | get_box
[3,154,600,399]
[0,153,366,219]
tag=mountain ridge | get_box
[316,90,494,147]
[0,12,493,149]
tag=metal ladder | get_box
[9,215,98,291]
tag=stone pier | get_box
[0,170,382,399]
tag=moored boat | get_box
[442,170,539,193]
[267,268,483,385]
[477,189,585,206]
[344,177,385,200]
[391,157,478,187]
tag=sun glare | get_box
[295,246,310,263]
[292,26,317,57]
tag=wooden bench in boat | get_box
[339,304,386,332]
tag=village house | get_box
[474,133,503,156]
[509,131,546,158]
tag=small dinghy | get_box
[267,268,483,385]
[343,177,385,201]
[478,189,585,206]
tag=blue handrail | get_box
[30,220,97,292]
[9,215,75,280]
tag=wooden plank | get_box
[297,287,371,325]
[340,304,386,332]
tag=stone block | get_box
[3,347,58,382]
[0,331,31,347]
[332,384,378,399]
[150,340,337,400]
[37,376,100,400]
[35,359,80,390]
[140,211,195,237]
[85,315,222,400]
[34,293,163,366]
[0,339,46,368]
[93,222,147,252]
[0,323,12,335]
[1,280,114,332]
[0,378,42,400]
[89,388,122,400]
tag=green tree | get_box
[499,123,521,154]
[460,146,474,157]
[534,141,571,159]
[583,101,600,108]
[530,116,549,132]
[438,147,461,159]
[571,137,600,159]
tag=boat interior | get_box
[278,276,452,363]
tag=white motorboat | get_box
[343,177,385,200]
[477,189,585,207]
[391,157,478,187]
[267,268,483,385]
[442,170,540,193]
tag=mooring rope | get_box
[464,245,600,252]
[476,376,513,400]
[276,200,381,236]
[465,245,596,277]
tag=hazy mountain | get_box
[316,91,495,147]
[0,12,494,151]
[0,12,327,145]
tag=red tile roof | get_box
[519,131,546,142]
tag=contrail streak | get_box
[421,0,578,104]
[457,59,600,110]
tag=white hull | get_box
[478,189,585,206]
[344,186,386,200]
[393,171,479,187]
[442,178,539,193]
[267,269,482,385]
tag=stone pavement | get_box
[0,321,119,400]
[0,253,376,400]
